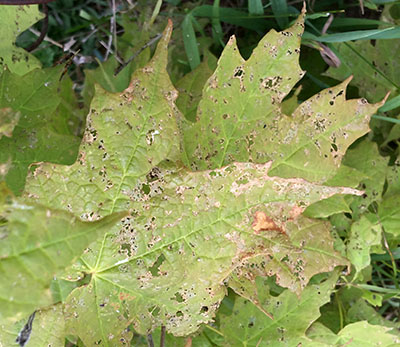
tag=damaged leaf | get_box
[0,67,81,195]
[58,161,352,343]
[0,5,42,75]
[4,11,380,345]
[25,21,180,216]
[219,272,339,346]
[182,10,384,183]
[0,188,126,323]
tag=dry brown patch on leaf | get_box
[252,211,285,234]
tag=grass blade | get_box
[378,94,400,113]
[308,26,400,42]
[212,0,224,47]
[182,13,200,70]
[271,0,289,29]
[192,5,272,32]
[248,0,264,15]
[372,114,400,124]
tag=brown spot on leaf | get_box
[289,205,303,220]
[119,292,135,302]
[252,211,284,234]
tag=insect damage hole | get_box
[234,68,244,77]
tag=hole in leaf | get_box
[281,255,289,262]
[141,184,150,195]
[176,311,183,317]
[147,167,161,182]
[149,254,165,276]
[149,306,160,317]
[200,306,208,313]
[234,69,243,77]
[174,292,184,303]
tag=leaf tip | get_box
[163,18,173,43]
[343,75,353,85]
[301,2,307,15]
[227,35,237,46]
[381,91,391,105]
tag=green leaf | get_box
[324,165,369,188]
[82,17,151,108]
[12,14,382,343]
[0,67,81,195]
[0,199,125,323]
[343,140,389,217]
[183,12,382,183]
[303,195,351,218]
[378,195,400,237]
[175,52,217,122]
[347,298,400,329]
[0,6,42,75]
[82,56,139,109]
[0,305,65,347]
[325,40,400,104]
[218,272,338,345]
[25,22,180,216]
[308,321,400,346]
[325,5,400,105]
[50,161,352,344]
[346,214,384,276]
[304,165,369,218]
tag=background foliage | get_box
[1,1,400,346]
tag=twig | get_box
[147,334,155,347]
[321,14,334,35]
[29,27,63,49]
[81,25,99,44]
[114,33,162,76]
[359,0,364,15]
[99,40,124,64]
[27,4,48,52]
[105,0,116,60]
[160,325,166,347]
[319,14,341,68]
[111,0,117,55]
